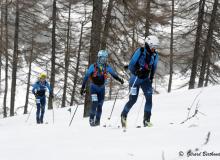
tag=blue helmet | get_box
[97,50,108,64]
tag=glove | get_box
[80,88,86,96]
[50,93,54,99]
[135,69,144,77]
[34,93,38,98]
[124,65,128,70]
[119,78,124,85]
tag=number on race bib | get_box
[130,87,137,95]
[36,99,41,104]
[91,94,98,102]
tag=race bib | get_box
[130,87,137,95]
[36,99,41,104]
[91,94,98,102]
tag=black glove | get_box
[34,93,38,98]
[50,93,54,99]
[135,69,145,77]
[119,78,124,85]
[80,88,86,96]
[124,65,128,70]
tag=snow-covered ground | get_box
[0,85,220,160]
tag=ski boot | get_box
[143,112,153,127]
[121,114,127,128]
[94,119,100,126]
[36,117,40,124]
[89,114,96,126]
[143,120,153,127]
[89,118,96,127]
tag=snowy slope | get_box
[0,85,220,160]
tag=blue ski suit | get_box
[121,47,159,121]
[82,63,122,124]
[32,80,52,123]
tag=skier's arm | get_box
[81,64,94,89]
[107,65,124,84]
[128,48,142,75]
[32,83,37,94]
[150,52,159,82]
[46,82,52,94]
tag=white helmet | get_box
[97,50,108,64]
[145,35,159,49]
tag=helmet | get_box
[145,35,159,49]
[98,50,108,58]
[39,73,47,79]
[97,50,108,64]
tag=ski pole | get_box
[25,104,34,123]
[53,106,54,124]
[69,103,79,127]
[134,96,145,127]
[108,88,120,120]
[129,76,138,95]
[51,88,62,124]
[51,96,55,124]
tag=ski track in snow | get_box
[0,85,220,160]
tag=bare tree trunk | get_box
[198,0,218,88]
[10,0,20,116]
[101,0,114,100]
[84,0,103,117]
[204,61,210,87]
[188,0,206,89]
[168,0,174,93]
[0,0,3,94]
[132,25,135,51]
[61,0,71,108]
[70,21,84,106]
[101,0,114,50]
[144,0,151,38]
[24,33,34,114]
[3,0,9,118]
[48,0,57,110]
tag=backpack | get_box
[129,47,155,79]
[90,63,108,85]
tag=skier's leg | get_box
[89,84,99,126]
[121,76,140,128]
[40,96,46,123]
[121,82,140,118]
[36,98,41,124]
[95,86,105,125]
[141,79,153,126]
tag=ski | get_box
[103,124,121,129]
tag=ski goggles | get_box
[98,57,108,64]
[39,77,46,81]
[149,45,158,52]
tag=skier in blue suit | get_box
[121,35,159,128]
[81,50,124,126]
[32,73,53,124]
